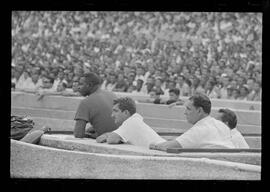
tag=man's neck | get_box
[195,114,209,124]
[89,85,100,95]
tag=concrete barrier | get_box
[10,92,262,148]
[39,134,261,165]
[11,92,261,126]
[12,91,261,111]
[11,107,261,135]
[11,106,262,149]
[115,92,261,111]
[10,137,261,179]
[15,116,261,148]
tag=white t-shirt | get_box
[113,113,166,148]
[176,116,235,149]
[52,78,68,91]
[231,128,250,149]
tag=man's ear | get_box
[124,110,131,117]
[197,107,203,114]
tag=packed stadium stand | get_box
[12,11,262,101]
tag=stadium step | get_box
[11,106,261,135]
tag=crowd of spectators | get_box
[11,11,262,101]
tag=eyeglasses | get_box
[43,81,50,83]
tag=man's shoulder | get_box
[85,89,116,101]
[101,89,117,98]
[124,113,141,122]
[193,116,220,129]
[231,128,243,136]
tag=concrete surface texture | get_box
[10,108,261,148]
[10,139,261,180]
[11,92,261,125]
[10,92,262,179]
[11,92,261,132]
[11,106,261,135]
[10,92,262,149]
[114,91,261,111]
[39,134,261,165]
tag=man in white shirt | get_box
[215,108,249,148]
[150,93,235,151]
[96,97,166,148]
[16,70,32,90]
[51,70,67,91]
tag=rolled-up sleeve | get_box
[74,100,90,122]
[113,120,134,143]
[175,126,201,148]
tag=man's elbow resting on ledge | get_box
[150,140,182,151]
[73,131,85,138]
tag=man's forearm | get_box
[74,120,87,138]
[150,140,182,151]
[74,129,85,138]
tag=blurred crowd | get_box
[11,11,262,101]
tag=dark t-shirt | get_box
[74,89,118,136]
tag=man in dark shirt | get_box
[74,72,118,138]
[166,88,184,105]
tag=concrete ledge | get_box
[22,117,261,149]
[11,107,261,135]
[12,91,261,111]
[39,134,261,165]
[115,92,261,111]
[11,139,261,179]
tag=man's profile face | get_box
[169,92,178,101]
[184,100,201,125]
[78,77,90,96]
[42,77,52,89]
[111,104,128,125]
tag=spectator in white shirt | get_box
[18,72,43,93]
[104,73,117,91]
[36,76,55,100]
[150,93,235,151]
[96,97,166,148]
[219,74,230,99]
[215,108,249,148]
[51,70,68,91]
[16,70,32,90]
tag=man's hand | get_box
[149,142,167,151]
[36,90,45,100]
[150,140,182,151]
[96,133,109,143]
[41,126,51,133]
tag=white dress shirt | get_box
[176,116,235,148]
[113,113,166,148]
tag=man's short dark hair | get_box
[189,93,211,114]
[113,97,136,115]
[169,88,180,96]
[84,72,101,86]
[218,108,237,129]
